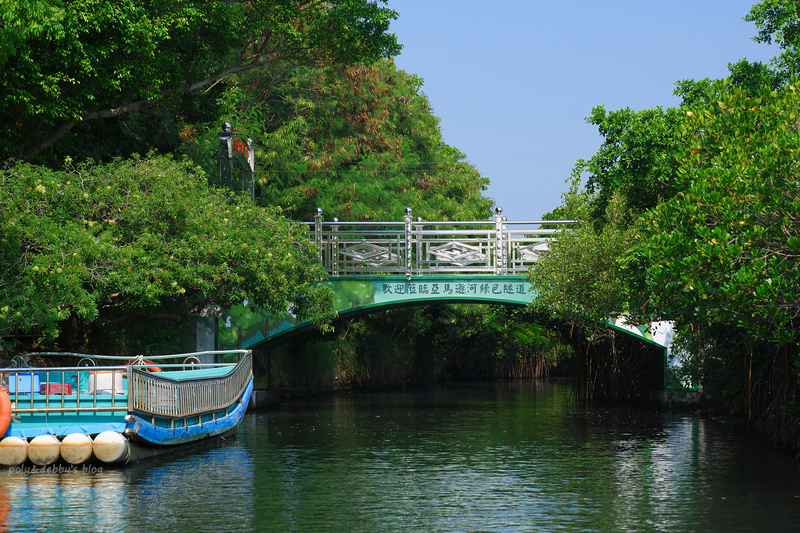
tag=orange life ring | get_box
[0,385,11,438]
[127,359,162,373]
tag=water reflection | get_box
[2,381,800,531]
[248,382,800,532]
[1,467,128,531]
[1,439,255,532]
[125,442,255,531]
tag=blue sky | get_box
[388,1,778,220]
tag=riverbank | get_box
[648,388,703,411]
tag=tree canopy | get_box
[529,1,800,444]
[1,0,400,161]
[186,60,494,221]
[571,105,683,227]
[642,80,800,348]
[746,0,800,77]
[0,155,334,353]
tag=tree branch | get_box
[20,53,282,159]
[105,296,217,326]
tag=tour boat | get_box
[0,350,253,467]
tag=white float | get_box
[0,436,28,466]
[28,434,61,466]
[60,433,94,465]
[92,431,129,464]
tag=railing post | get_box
[494,207,507,275]
[314,208,323,267]
[127,362,133,413]
[404,207,413,280]
[501,214,508,273]
[414,216,423,277]
[331,217,339,277]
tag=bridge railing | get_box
[307,208,575,278]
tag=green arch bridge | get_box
[210,208,685,394]
[217,207,570,348]
[210,146,686,394]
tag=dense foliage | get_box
[0,156,333,353]
[186,60,493,221]
[572,106,683,227]
[640,78,800,446]
[531,1,800,444]
[1,0,400,160]
[643,80,800,348]
[530,191,638,322]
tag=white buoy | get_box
[0,436,28,466]
[92,431,129,464]
[28,434,61,466]
[60,433,93,465]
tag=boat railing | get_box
[1,365,130,414]
[127,350,252,418]
[1,350,253,417]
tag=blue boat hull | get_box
[125,378,253,447]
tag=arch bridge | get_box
[216,208,573,349]
[213,208,681,391]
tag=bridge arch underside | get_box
[216,276,677,394]
[227,276,536,350]
[217,276,671,388]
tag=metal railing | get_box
[2,350,252,418]
[127,350,252,418]
[308,207,574,279]
[1,365,128,414]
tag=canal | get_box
[2,380,800,531]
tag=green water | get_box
[3,380,800,532]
